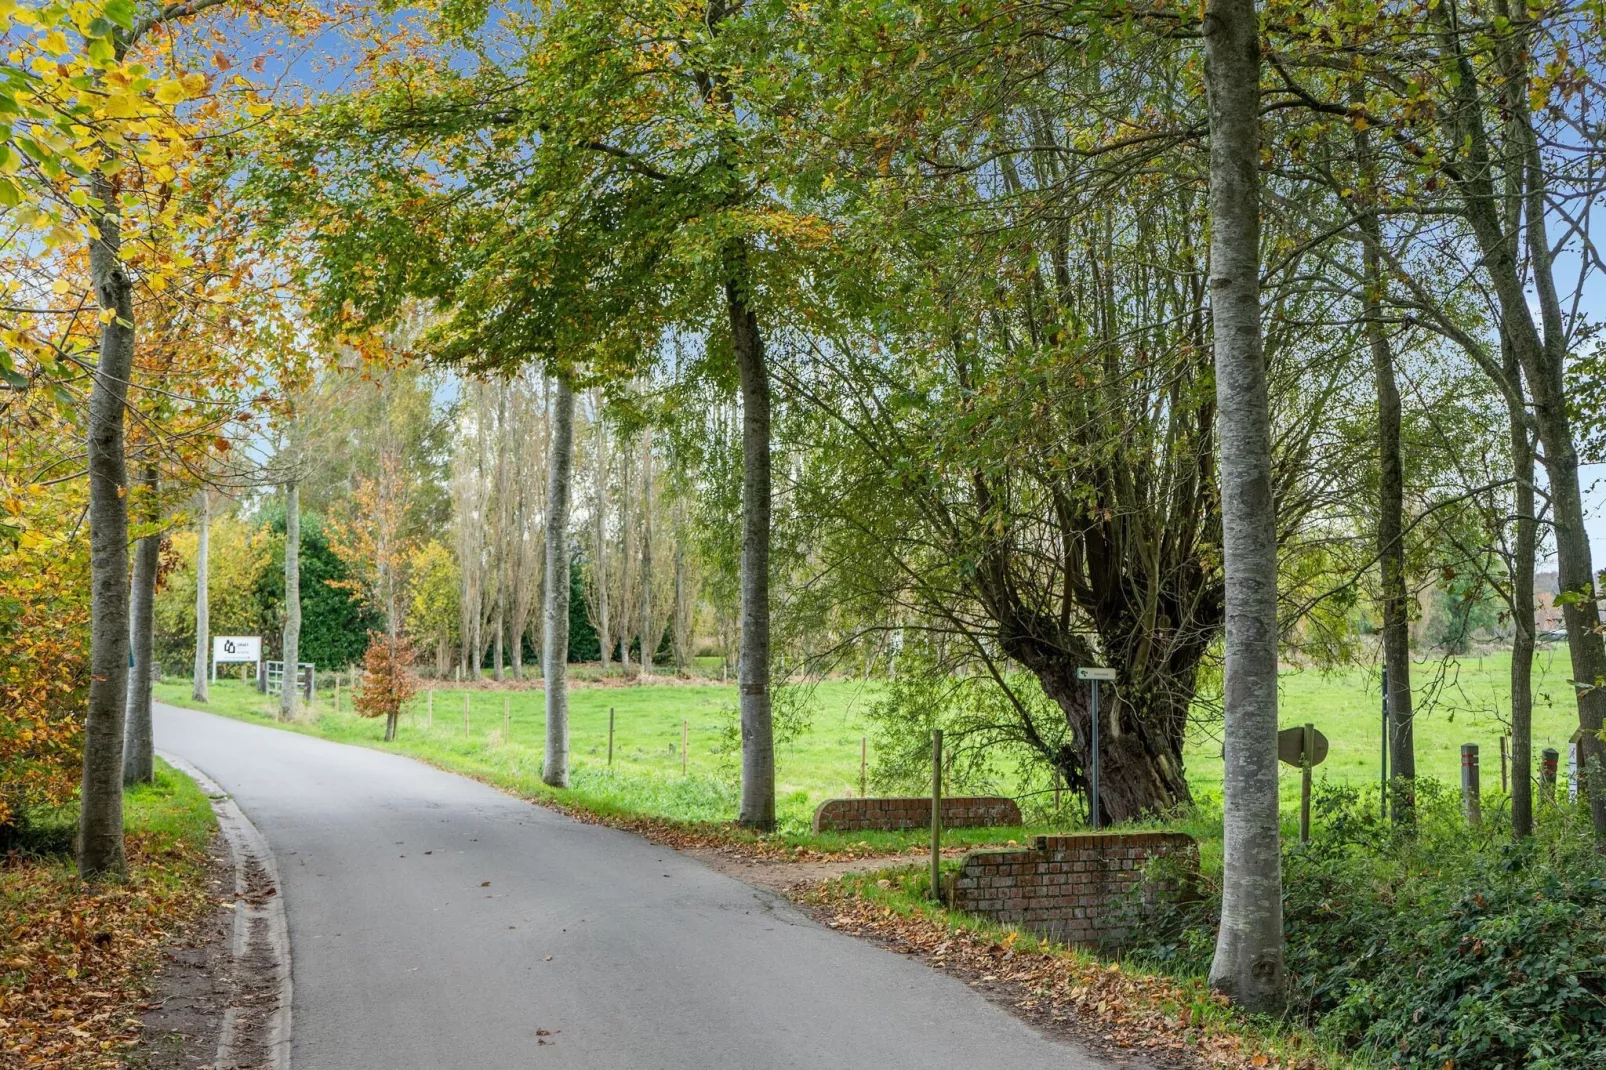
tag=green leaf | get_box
[104,0,136,29]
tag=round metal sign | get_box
[1277,726,1329,767]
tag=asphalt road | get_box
[155,703,1117,1069]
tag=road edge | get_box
[159,750,294,1070]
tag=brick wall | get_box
[944,832,1198,948]
[812,796,1023,833]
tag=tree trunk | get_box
[192,488,210,703]
[79,170,135,881]
[542,379,577,787]
[280,480,301,722]
[1031,659,1197,823]
[640,426,654,676]
[1203,0,1284,1011]
[493,589,505,681]
[672,501,692,675]
[619,444,633,674]
[123,465,160,786]
[1505,340,1537,837]
[727,246,775,831]
[1360,207,1415,819]
[593,401,612,673]
[1436,13,1606,838]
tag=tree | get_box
[280,478,301,721]
[353,631,417,743]
[542,379,576,787]
[406,540,460,676]
[1203,0,1285,1010]
[191,488,211,701]
[121,466,160,785]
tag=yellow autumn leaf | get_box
[181,71,207,95]
[154,80,186,105]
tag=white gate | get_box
[266,660,315,699]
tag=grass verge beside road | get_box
[1,761,219,1068]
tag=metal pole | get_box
[608,707,615,767]
[1089,679,1101,831]
[1301,723,1314,844]
[1381,665,1390,820]
[930,729,943,901]
[1462,744,1481,825]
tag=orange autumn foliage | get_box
[352,631,417,723]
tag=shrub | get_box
[353,631,418,741]
[1126,783,1606,1068]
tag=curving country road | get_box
[155,702,1120,1070]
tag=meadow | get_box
[156,645,1580,838]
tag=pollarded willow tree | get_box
[774,0,1357,822]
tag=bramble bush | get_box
[1127,782,1606,1069]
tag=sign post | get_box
[1278,723,1329,844]
[1076,667,1116,830]
[212,636,261,683]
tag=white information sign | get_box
[1076,666,1116,681]
[213,636,261,664]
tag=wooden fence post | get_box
[1300,723,1315,844]
[1462,743,1482,825]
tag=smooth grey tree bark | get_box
[191,487,211,702]
[542,379,577,787]
[1203,0,1284,1011]
[619,445,633,675]
[639,425,654,676]
[280,480,301,722]
[123,465,160,786]
[1359,205,1415,819]
[727,245,775,831]
[1503,340,1537,837]
[593,399,612,673]
[79,168,135,881]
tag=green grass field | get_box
[159,646,1580,836]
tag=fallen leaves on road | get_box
[1,831,217,1068]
